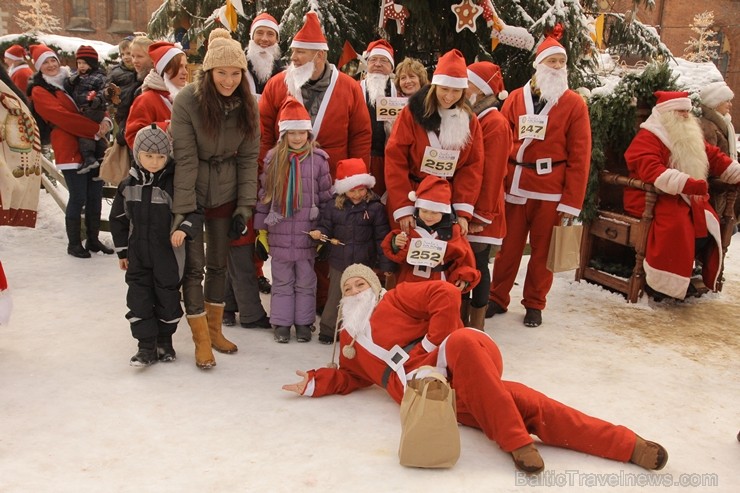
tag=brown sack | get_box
[398,367,460,468]
[546,222,584,273]
[99,140,131,185]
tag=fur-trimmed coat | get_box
[384,84,484,223]
[699,104,736,160]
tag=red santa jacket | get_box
[468,104,512,245]
[30,75,101,170]
[9,65,33,94]
[258,65,371,177]
[125,88,171,149]
[305,281,465,403]
[384,86,484,223]
[381,223,480,292]
[500,83,591,216]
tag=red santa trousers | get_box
[490,199,559,310]
[445,330,635,459]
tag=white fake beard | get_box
[163,73,182,100]
[285,61,315,99]
[247,40,281,83]
[365,73,389,105]
[339,288,377,340]
[660,111,709,179]
[467,92,478,106]
[534,64,569,104]
[438,107,471,150]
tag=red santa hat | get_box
[333,158,376,195]
[408,176,452,214]
[278,96,313,136]
[366,39,394,67]
[251,12,280,39]
[467,61,508,100]
[431,49,468,89]
[534,36,567,65]
[29,44,58,71]
[149,41,183,76]
[290,11,329,51]
[4,44,26,62]
[700,81,734,110]
[654,91,692,113]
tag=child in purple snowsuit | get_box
[254,97,333,343]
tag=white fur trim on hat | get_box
[155,47,182,76]
[367,47,394,67]
[4,52,22,62]
[535,45,567,65]
[334,174,376,195]
[290,40,329,51]
[656,98,692,113]
[431,74,468,89]
[251,19,279,38]
[34,51,57,71]
[467,69,493,96]
[414,198,452,214]
[278,120,312,133]
[700,81,734,109]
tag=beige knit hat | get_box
[202,28,248,72]
[340,264,382,299]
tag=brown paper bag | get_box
[546,223,584,273]
[99,140,131,185]
[398,367,460,468]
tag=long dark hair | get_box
[197,69,258,139]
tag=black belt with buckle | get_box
[513,160,566,169]
[381,337,423,389]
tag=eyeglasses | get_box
[368,56,391,66]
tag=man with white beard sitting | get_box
[244,13,284,99]
[624,91,740,300]
[486,36,591,328]
[258,11,371,177]
[361,39,397,197]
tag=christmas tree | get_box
[14,0,61,34]
[683,11,719,63]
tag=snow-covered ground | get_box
[1,191,738,492]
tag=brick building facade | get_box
[607,0,739,122]
[0,0,163,45]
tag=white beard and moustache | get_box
[659,111,709,179]
[365,73,389,105]
[339,288,378,340]
[285,61,315,98]
[438,107,471,150]
[247,40,281,83]
[534,64,569,104]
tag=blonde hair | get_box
[334,188,377,209]
[394,57,429,94]
[130,36,154,52]
[262,136,319,204]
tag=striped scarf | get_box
[278,144,311,218]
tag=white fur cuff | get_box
[654,169,689,195]
[719,161,740,184]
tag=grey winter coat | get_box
[170,83,260,214]
[254,148,333,261]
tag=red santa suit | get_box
[384,85,484,225]
[624,104,740,299]
[258,67,371,177]
[490,82,591,311]
[302,279,637,459]
[125,72,173,149]
[9,65,33,94]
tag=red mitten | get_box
[682,178,708,196]
[86,90,96,101]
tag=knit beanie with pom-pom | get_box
[202,28,248,72]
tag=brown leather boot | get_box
[205,302,238,353]
[187,313,216,369]
[511,443,544,474]
[630,435,668,470]
[469,304,487,331]
[460,299,470,326]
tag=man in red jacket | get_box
[487,36,591,327]
[3,45,33,94]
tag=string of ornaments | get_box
[449,0,535,51]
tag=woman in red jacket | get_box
[29,44,113,258]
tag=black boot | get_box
[85,216,114,254]
[156,334,176,362]
[295,324,314,343]
[65,218,91,258]
[130,337,158,367]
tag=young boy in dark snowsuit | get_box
[109,124,203,366]
[65,45,110,174]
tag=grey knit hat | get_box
[340,264,382,299]
[133,124,172,165]
[202,28,248,72]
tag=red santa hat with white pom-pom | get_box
[278,96,313,137]
[467,61,508,101]
[408,176,452,214]
[654,91,692,114]
[250,12,280,39]
[333,158,376,195]
[534,36,567,66]
[290,11,328,51]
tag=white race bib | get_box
[406,238,447,267]
[420,146,459,178]
[376,97,407,122]
[518,114,548,141]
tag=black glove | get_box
[316,242,331,262]
[228,214,249,240]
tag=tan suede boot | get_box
[187,313,216,369]
[205,301,238,353]
[469,305,487,331]
[460,299,470,326]
[630,435,668,470]
[511,443,544,474]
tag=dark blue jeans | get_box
[62,169,103,220]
